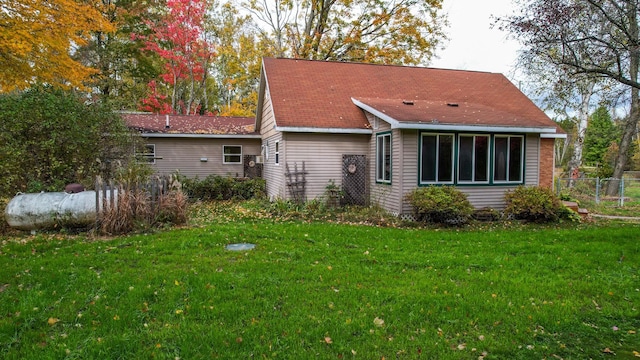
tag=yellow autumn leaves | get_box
[0,0,114,91]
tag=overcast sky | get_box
[430,0,520,78]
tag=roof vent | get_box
[447,103,459,107]
[165,114,170,129]
[402,100,414,105]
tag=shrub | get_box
[96,165,188,235]
[181,175,265,201]
[405,186,474,226]
[0,86,135,197]
[0,197,9,235]
[472,207,502,222]
[504,185,567,223]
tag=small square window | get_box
[223,145,242,164]
[137,144,156,164]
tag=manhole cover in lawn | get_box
[225,243,256,251]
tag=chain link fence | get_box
[555,175,640,210]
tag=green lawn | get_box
[1,208,639,359]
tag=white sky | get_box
[430,0,520,78]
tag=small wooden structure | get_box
[285,162,307,203]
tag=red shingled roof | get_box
[122,113,258,136]
[259,58,563,133]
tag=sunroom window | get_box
[493,135,523,182]
[458,135,489,183]
[420,133,454,184]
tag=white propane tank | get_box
[4,191,114,230]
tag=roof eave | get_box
[352,97,562,135]
[140,133,262,139]
[254,60,267,131]
[275,126,372,134]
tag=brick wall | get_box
[539,138,555,189]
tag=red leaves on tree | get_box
[136,0,214,114]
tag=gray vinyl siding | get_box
[284,133,369,200]
[525,133,540,185]
[369,120,401,214]
[259,88,286,200]
[147,138,260,178]
[263,133,285,200]
[400,130,419,215]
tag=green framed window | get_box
[376,132,392,183]
[457,135,489,183]
[420,133,454,184]
[493,135,524,183]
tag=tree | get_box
[499,0,640,194]
[209,2,274,116]
[0,87,135,196]
[245,0,446,65]
[74,0,165,110]
[583,106,618,166]
[0,0,114,91]
[136,0,215,114]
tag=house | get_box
[255,58,565,217]
[123,113,262,179]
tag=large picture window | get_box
[420,133,454,184]
[376,133,391,183]
[223,145,242,164]
[458,135,489,183]
[493,136,523,182]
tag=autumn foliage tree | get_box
[0,0,114,91]
[500,0,640,194]
[136,0,215,114]
[245,0,446,65]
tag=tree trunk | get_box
[567,82,594,186]
[607,1,640,195]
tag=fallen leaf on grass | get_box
[603,348,615,355]
[324,337,332,344]
[373,317,385,327]
[47,317,59,326]
[633,350,640,357]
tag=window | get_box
[420,133,454,184]
[493,135,523,182]
[376,133,391,183]
[223,145,242,164]
[275,141,280,165]
[137,144,156,164]
[458,135,489,183]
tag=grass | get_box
[0,203,639,359]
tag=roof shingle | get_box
[122,113,258,135]
[260,58,562,133]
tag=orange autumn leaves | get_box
[0,0,114,91]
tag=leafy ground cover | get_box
[0,203,639,359]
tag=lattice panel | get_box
[342,155,367,206]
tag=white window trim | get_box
[419,133,455,185]
[457,134,490,184]
[493,135,524,184]
[376,132,392,183]
[222,145,243,164]
[274,140,280,165]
